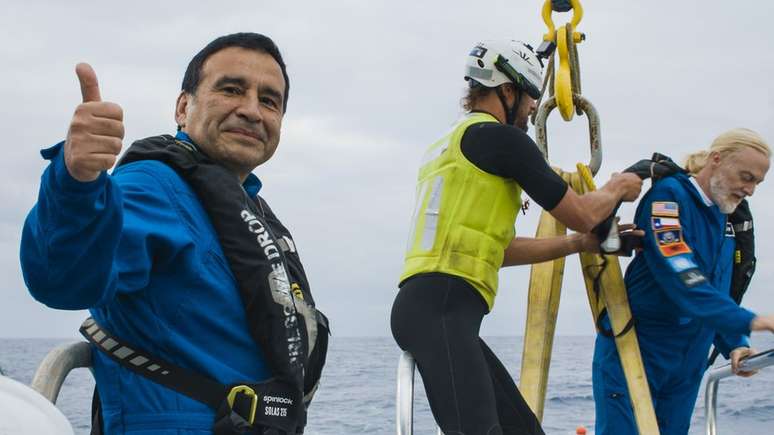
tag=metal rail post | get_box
[396,351,442,435]
[704,348,774,435]
[30,342,92,404]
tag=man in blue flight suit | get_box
[592,128,774,434]
[20,33,327,434]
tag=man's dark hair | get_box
[461,82,492,112]
[181,32,290,113]
[461,80,517,112]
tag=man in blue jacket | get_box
[20,33,325,434]
[592,129,774,435]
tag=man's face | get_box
[175,47,285,180]
[708,147,770,213]
[514,92,537,132]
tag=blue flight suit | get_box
[592,173,755,435]
[20,135,273,434]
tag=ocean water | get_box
[1,336,773,434]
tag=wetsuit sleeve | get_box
[20,142,188,309]
[638,184,755,337]
[461,122,568,210]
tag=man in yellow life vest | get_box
[391,40,644,435]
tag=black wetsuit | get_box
[392,118,568,435]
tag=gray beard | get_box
[709,174,741,214]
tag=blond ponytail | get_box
[684,150,710,175]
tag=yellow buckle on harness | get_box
[227,385,258,425]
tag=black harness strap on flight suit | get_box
[708,199,756,366]
[86,135,329,434]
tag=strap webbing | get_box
[80,317,306,434]
[79,317,226,408]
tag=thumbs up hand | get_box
[64,63,125,182]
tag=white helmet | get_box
[464,40,543,99]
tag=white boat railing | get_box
[30,341,92,404]
[396,351,443,435]
[704,347,774,435]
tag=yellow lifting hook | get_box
[540,0,585,121]
[541,0,584,43]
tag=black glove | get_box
[623,153,686,180]
[615,231,643,257]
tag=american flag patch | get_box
[652,201,679,217]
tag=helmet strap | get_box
[495,85,521,126]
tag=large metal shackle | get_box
[534,94,602,175]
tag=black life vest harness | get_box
[726,199,756,306]
[82,135,329,434]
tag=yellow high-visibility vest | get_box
[400,112,522,310]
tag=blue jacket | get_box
[21,140,272,434]
[623,172,754,359]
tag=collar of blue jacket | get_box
[671,172,717,212]
[175,131,263,197]
[687,176,714,207]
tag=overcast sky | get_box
[1,1,773,340]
